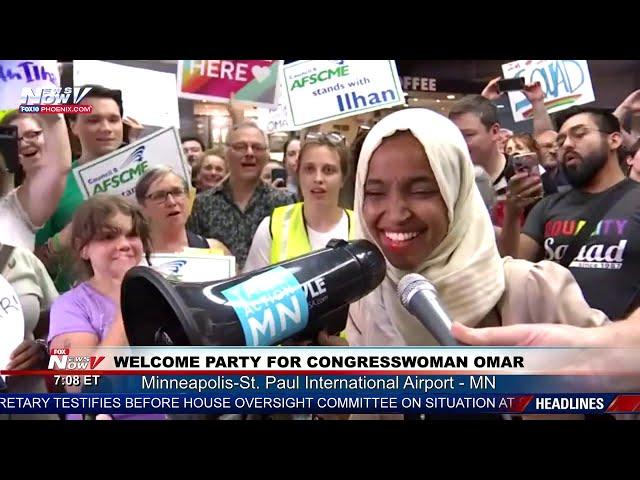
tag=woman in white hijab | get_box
[346,108,608,347]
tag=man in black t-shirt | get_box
[501,106,640,319]
[524,178,640,318]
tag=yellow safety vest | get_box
[269,202,355,341]
[269,202,355,264]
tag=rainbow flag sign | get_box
[177,60,282,108]
[501,60,595,123]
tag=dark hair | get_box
[339,127,370,210]
[629,138,640,158]
[620,138,640,175]
[350,128,369,167]
[556,106,621,133]
[135,166,189,205]
[67,85,123,122]
[619,144,630,173]
[71,195,151,279]
[282,137,301,158]
[181,136,206,151]
[448,95,499,130]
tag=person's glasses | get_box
[304,131,346,145]
[228,142,267,154]
[18,130,43,142]
[146,187,186,203]
[555,126,612,149]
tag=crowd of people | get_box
[2,71,640,421]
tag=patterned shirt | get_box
[187,179,295,270]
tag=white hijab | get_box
[353,108,505,345]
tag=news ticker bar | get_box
[17,346,639,376]
[1,393,639,415]
[57,374,629,395]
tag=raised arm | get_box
[16,113,71,227]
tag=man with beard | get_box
[500,106,640,320]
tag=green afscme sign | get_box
[73,127,189,201]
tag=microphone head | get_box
[397,273,437,309]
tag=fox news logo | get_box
[48,348,105,370]
[19,87,93,115]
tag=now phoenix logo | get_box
[47,348,106,370]
[18,87,94,115]
[21,87,93,105]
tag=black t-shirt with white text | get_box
[522,179,640,319]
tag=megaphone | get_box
[121,239,385,346]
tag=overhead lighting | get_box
[412,98,419,102]
[212,115,228,128]
[497,105,505,109]
[436,99,441,103]
[447,94,456,100]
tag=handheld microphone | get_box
[398,274,512,420]
[397,273,462,346]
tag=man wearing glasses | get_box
[535,129,570,191]
[500,106,640,320]
[187,121,295,272]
